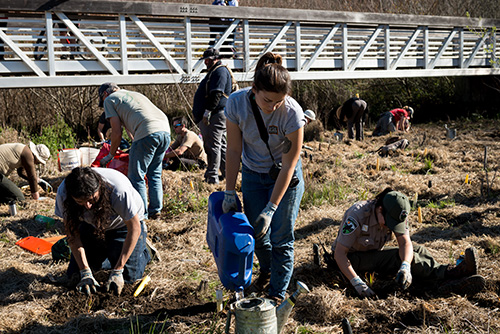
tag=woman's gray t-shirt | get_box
[55,168,145,230]
[225,87,305,174]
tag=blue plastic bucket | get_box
[207,191,254,291]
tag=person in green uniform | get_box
[331,188,485,297]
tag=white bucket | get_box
[79,147,100,166]
[58,148,81,172]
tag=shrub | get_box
[31,117,77,155]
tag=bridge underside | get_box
[0,1,498,88]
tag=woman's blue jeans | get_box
[241,160,304,299]
[128,131,170,217]
[67,221,151,283]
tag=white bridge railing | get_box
[0,0,498,88]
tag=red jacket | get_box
[390,108,409,123]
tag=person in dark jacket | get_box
[192,48,232,184]
[335,96,367,141]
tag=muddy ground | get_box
[1,120,499,334]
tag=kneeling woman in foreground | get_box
[222,52,305,302]
[55,167,150,296]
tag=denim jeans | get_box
[241,159,304,299]
[67,221,151,283]
[128,131,170,217]
[373,111,396,136]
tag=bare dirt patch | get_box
[1,120,499,333]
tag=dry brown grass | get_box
[1,120,500,333]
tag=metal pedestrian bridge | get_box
[0,0,499,88]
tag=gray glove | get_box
[202,110,211,125]
[106,269,124,296]
[100,153,113,167]
[395,260,412,290]
[253,201,277,240]
[222,190,239,214]
[350,276,375,298]
[38,178,53,193]
[76,268,100,296]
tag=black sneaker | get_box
[438,274,486,296]
[245,271,271,295]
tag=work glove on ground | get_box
[38,178,53,193]
[395,260,412,290]
[202,110,211,125]
[106,269,124,296]
[100,153,113,167]
[350,276,375,298]
[253,202,277,240]
[222,190,239,213]
[76,268,100,296]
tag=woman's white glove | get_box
[350,276,375,297]
[395,260,412,290]
[222,190,239,213]
[253,201,277,239]
[106,269,125,296]
[76,268,100,296]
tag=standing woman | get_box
[222,52,305,301]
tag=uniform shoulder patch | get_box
[341,216,359,235]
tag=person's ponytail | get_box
[253,52,291,95]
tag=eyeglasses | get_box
[173,123,182,128]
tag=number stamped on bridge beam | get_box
[179,6,199,14]
[180,74,201,83]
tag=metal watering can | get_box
[225,281,310,334]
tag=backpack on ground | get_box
[376,139,410,157]
[52,237,71,262]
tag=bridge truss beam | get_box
[0,0,498,88]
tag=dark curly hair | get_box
[63,167,113,241]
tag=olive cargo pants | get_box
[347,244,448,280]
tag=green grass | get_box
[426,199,455,209]
[164,190,208,217]
[297,327,322,334]
[358,189,370,201]
[422,157,434,174]
[301,180,351,209]
[129,314,169,334]
[0,233,10,243]
[389,165,408,174]
[354,152,364,159]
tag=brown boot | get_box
[438,275,486,296]
[245,271,271,295]
[444,247,478,279]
